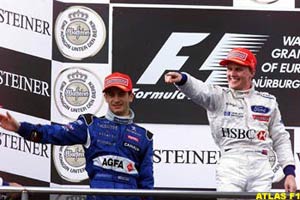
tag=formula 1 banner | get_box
[112,7,300,126]
[295,0,300,7]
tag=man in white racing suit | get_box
[164,47,297,192]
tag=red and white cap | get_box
[219,48,257,71]
[103,72,133,92]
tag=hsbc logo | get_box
[221,127,256,140]
[137,32,269,86]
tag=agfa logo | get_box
[93,155,138,174]
[55,6,106,60]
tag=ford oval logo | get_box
[251,106,270,114]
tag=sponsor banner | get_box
[0,48,51,120]
[51,61,110,124]
[111,0,233,6]
[49,183,89,200]
[0,109,51,182]
[0,0,52,60]
[50,194,87,200]
[50,62,107,185]
[113,7,300,126]
[52,1,109,62]
[142,123,295,189]
[140,123,219,188]
[234,0,295,10]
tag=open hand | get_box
[0,112,20,132]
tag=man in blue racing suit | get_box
[0,72,154,200]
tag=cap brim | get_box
[219,58,250,68]
[103,85,131,92]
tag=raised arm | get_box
[0,111,89,145]
[164,72,183,84]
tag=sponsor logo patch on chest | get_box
[224,111,244,118]
[93,155,138,174]
[127,135,140,142]
[124,142,140,152]
[252,114,271,122]
[251,105,270,114]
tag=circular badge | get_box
[53,145,88,182]
[54,67,103,120]
[55,195,87,200]
[252,0,279,4]
[55,6,106,60]
[268,150,285,183]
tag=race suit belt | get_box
[93,173,137,185]
[224,148,268,155]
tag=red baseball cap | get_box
[103,72,133,92]
[219,48,257,71]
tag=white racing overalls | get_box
[176,73,295,192]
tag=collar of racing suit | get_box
[230,84,255,99]
[105,108,135,124]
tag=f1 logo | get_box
[137,32,268,86]
[137,32,209,84]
